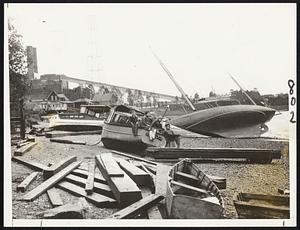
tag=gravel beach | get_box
[11,132,289,219]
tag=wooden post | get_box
[19,98,25,140]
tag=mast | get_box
[228,73,256,105]
[150,48,196,111]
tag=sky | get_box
[6,3,296,97]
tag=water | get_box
[262,111,289,139]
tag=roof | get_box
[57,93,70,101]
[73,97,91,103]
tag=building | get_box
[92,92,119,105]
[26,46,38,80]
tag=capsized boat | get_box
[233,192,290,219]
[48,105,111,131]
[166,158,224,219]
[150,49,276,138]
[170,104,275,138]
[101,105,166,152]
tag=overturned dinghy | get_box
[166,158,224,219]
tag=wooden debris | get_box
[170,180,209,195]
[64,174,113,198]
[85,161,96,195]
[47,187,64,207]
[111,150,157,166]
[43,198,88,219]
[115,158,150,186]
[146,147,281,163]
[71,168,107,184]
[155,164,171,195]
[95,155,142,206]
[14,142,38,156]
[43,156,77,179]
[141,187,162,219]
[50,138,86,145]
[21,161,81,201]
[17,172,39,192]
[139,164,156,192]
[99,153,124,177]
[12,156,48,171]
[107,194,164,219]
[46,130,101,138]
[57,181,117,207]
[278,188,290,195]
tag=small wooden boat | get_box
[233,192,290,219]
[101,105,166,152]
[166,158,224,219]
[49,105,111,131]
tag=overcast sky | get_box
[6,3,296,97]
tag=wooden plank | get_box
[85,161,95,195]
[71,168,107,184]
[175,171,226,190]
[170,180,208,195]
[111,150,157,166]
[141,187,163,219]
[21,161,81,201]
[12,156,48,171]
[57,181,117,208]
[17,172,39,192]
[100,153,124,177]
[65,174,113,198]
[46,130,101,138]
[95,155,142,206]
[47,188,63,207]
[43,156,77,179]
[50,138,86,145]
[107,194,164,219]
[14,142,38,156]
[139,165,156,193]
[155,164,171,195]
[115,158,150,186]
[146,147,281,162]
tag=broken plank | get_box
[100,153,124,177]
[50,138,86,145]
[57,181,117,208]
[47,187,63,207]
[95,155,142,206]
[138,164,155,193]
[46,130,101,138]
[43,156,77,179]
[85,161,95,195]
[115,157,150,186]
[17,172,39,192]
[107,194,164,219]
[71,168,107,184]
[14,142,38,156]
[155,164,171,195]
[21,161,81,201]
[111,150,157,166]
[12,156,48,171]
[141,187,162,219]
[65,174,113,198]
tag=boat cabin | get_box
[79,105,111,119]
[106,105,144,127]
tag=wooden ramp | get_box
[146,147,281,163]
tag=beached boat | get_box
[165,158,224,219]
[48,105,111,131]
[101,105,166,152]
[151,49,276,138]
[233,192,290,219]
[170,104,275,138]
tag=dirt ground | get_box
[10,132,289,219]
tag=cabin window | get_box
[79,115,84,119]
[88,110,95,116]
[95,113,100,118]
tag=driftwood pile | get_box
[12,152,173,219]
